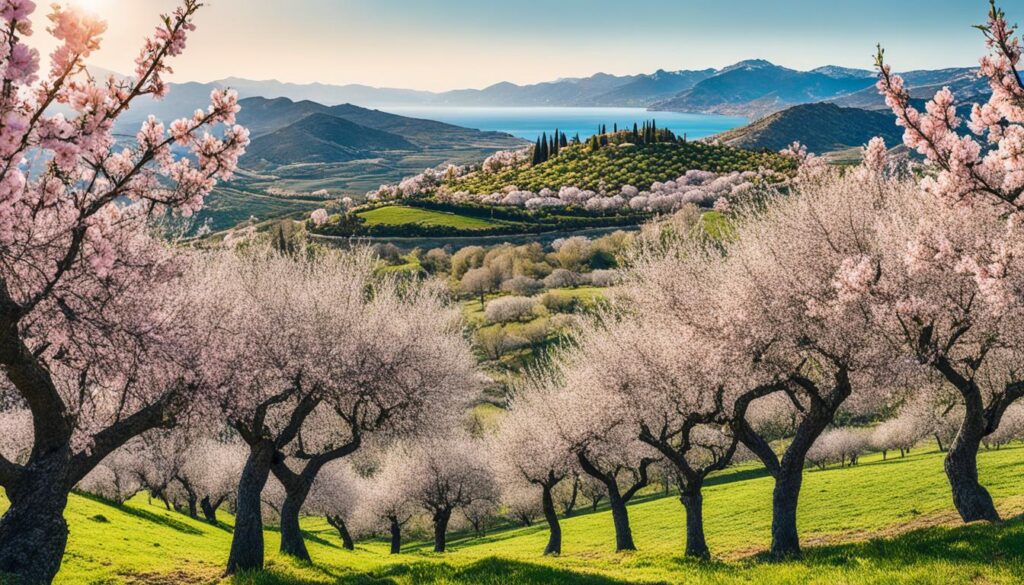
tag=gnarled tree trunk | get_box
[226,439,275,575]
[0,451,72,585]
[326,515,354,550]
[946,394,999,522]
[541,484,562,555]
[432,508,452,553]
[389,516,402,554]
[607,489,636,551]
[200,496,220,525]
[277,491,311,561]
[679,480,709,560]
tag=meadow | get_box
[356,206,509,230]
[8,443,1024,585]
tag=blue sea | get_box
[378,106,747,142]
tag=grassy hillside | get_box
[357,206,509,230]
[712,103,903,154]
[11,443,1024,584]
[448,142,795,195]
[244,113,416,165]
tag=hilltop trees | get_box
[0,1,248,579]
[209,249,478,572]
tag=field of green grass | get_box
[357,205,509,230]
[12,442,1024,584]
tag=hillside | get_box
[16,444,1024,584]
[653,60,877,119]
[711,102,903,154]
[448,141,795,194]
[244,113,415,165]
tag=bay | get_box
[379,106,746,142]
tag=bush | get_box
[587,269,621,287]
[501,276,543,296]
[540,291,577,314]
[475,327,529,360]
[543,269,580,289]
[485,296,538,324]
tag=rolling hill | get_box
[711,102,903,154]
[244,113,415,165]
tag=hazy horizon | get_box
[52,0,999,91]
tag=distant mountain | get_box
[244,113,415,165]
[586,69,716,106]
[235,97,520,147]
[108,62,990,133]
[710,102,903,154]
[810,65,875,79]
[831,67,986,110]
[652,60,878,119]
[434,72,644,106]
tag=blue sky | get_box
[69,0,1024,90]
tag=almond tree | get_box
[211,248,478,572]
[550,373,660,552]
[304,461,362,550]
[625,165,895,559]
[493,375,576,555]
[176,436,246,525]
[404,434,497,553]
[563,317,744,559]
[875,0,1024,522]
[355,448,418,554]
[0,2,247,580]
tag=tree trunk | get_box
[945,413,1000,523]
[607,490,636,552]
[328,516,354,550]
[541,484,562,556]
[278,487,312,561]
[679,483,709,560]
[389,516,402,554]
[563,477,579,517]
[200,496,218,525]
[226,440,274,575]
[433,509,452,553]
[769,465,802,560]
[0,453,71,585]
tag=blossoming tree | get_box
[0,1,247,581]
[875,0,1024,523]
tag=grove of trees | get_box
[6,2,1024,585]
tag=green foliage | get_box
[449,142,796,195]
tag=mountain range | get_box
[112,59,981,125]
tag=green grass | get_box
[11,443,1024,584]
[356,205,507,230]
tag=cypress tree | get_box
[651,120,658,143]
[540,132,549,162]
[632,122,639,142]
[573,132,581,144]
[613,123,618,133]
[533,137,542,165]
[560,132,568,148]
[551,128,559,156]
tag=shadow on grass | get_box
[74,492,206,536]
[803,515,1024,568]
[233,557,655,585]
